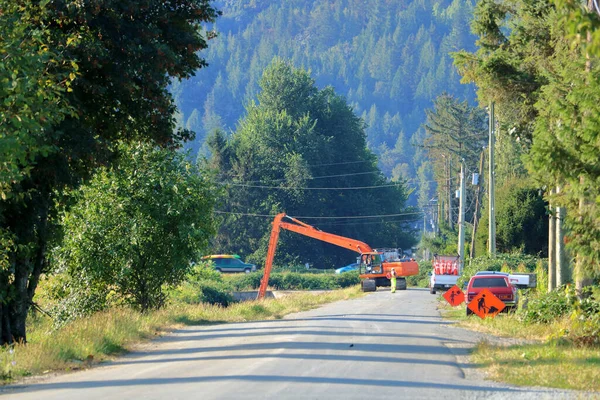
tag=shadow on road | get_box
[4,374,522,395]
[156,328,460,343]
[107,349,475,368]
[119,340,458,358]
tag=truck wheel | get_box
[429,286,436,295]
[397,278,407,290]
[361,279,376,292]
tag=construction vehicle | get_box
[257,213,419,299]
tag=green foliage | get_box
[0,0,76,200]
[406,260,432,288]
[476,178,548,256]
[455,0,599,281]
[421,93,487,229]
[170,262,233,307]
[519,288,572,324]
[529,43,600,278]
[421,224,460,256]
[519,286,600,345]
[555,0,600,57]
[225,271,359,291]
[58,144,217,311]
[209,59,418,268]
[0,0,220,343]
[172,280,233,307]
[453,0,554,144]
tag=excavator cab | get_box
[359,252,383,275]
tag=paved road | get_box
[1,288,588,399]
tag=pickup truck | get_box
[474,271,537,289]
[429,255,460,294]
[429,272,458,294]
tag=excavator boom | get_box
[257,213,374,299]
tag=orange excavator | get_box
[257,213,419,299]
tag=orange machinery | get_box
[257,213,419,299]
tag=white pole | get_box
[458,161,466,273]
[488,102,496,256]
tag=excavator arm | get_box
[257,213,373,299]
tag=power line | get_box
[308,160,373,167]
[213,210,423,219]
[222,170,384,185]
[217,182,403,190]
[317,217,423,227]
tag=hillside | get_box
[173,0,477,183]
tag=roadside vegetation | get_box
[0,285,362,383]
[440,256,600,391]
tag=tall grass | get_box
[0,286,362,382]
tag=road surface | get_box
[1,288,588,399]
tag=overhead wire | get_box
[307,160,373,167]
[213,210,423,220]
[216,182,404,190]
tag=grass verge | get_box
[441,302,600,391]
[472,340,600,391]
[1,286,363,383]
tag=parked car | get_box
[335,263,360,274]
[465,274,518,316]
[203,255,257,273]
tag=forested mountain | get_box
[173,0,477,184]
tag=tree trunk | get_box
[0,191,50,345]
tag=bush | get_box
[170,262,234,306]
[519,289,572,324]
[406,260,431,288]
[224,271,359,291]
[170,280,233,307]
[335,271,361,288]
[518,285,600,347]
[224,272,263,291]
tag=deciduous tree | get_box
[0,0,219,344]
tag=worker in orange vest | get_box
[390,268,397,293]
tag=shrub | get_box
[170,280,233,307]
[224,271,358,291]
[518,285,600,346]
[170,262,234,307]
[406,260,431,288]
[519,289,572,324]
[335,271,361,288]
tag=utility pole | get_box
[448,157,453,230]
[457,160,466,272]
[556,186,565,287]
[488,102,496,256]
[470,151,485,259]
[548,189,556,292]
